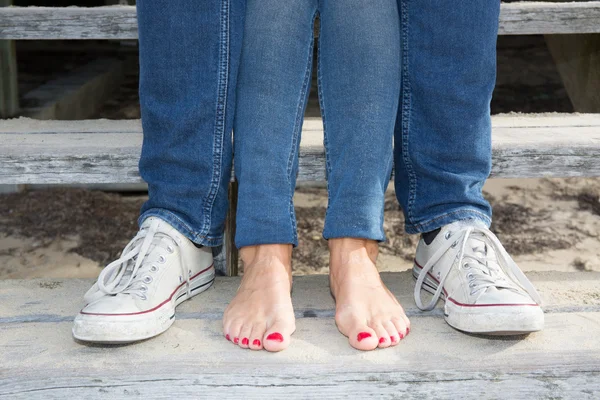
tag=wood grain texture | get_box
[1,273,599,399]
[1,2,600,40]
[1,114,600,184]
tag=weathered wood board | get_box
[1,2,600,40]
[0,272,599,399]
[1,114,600,184]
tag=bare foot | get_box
[329,238,410,351]
[223,244,296,352]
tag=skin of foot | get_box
[222,244,296,352]
[329,238,410,351]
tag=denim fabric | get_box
[233,0,401,248]
[394,0,499,234]
[136,0,245,246]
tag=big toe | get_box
[348,326,379,351]
[262,321,295,352]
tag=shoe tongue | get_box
[141,217,181,241]
[467,232,496,259]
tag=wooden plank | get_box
[2,271,598,320]
[225,180,239,277]
[20,57,126,120]
[1,2,600,40]
[1,273,600,398]
[546,34,600,112]
[1,114,600,184]
[0,0,18,118]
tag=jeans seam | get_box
[399,0,417,227]
[201,0,231,238]
[317,14,332,213]
[286,11,318,245]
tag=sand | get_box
[1,177,599,279]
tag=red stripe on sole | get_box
[80,264,214,317]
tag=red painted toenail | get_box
[266,332,284,342]
[225,334,231,341]
[357,332,372,342]
[379,337,386,344]
[390,336,397,343]
[242,338,249,345]
[399,333,405,340]
[233,337,239,344]
[253,339,261,347]
[407,327,410,335]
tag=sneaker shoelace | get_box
[414,225,543,311]
[84,219,191,304]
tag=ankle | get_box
[328,238,380,288]
[328,238,379,266]
[239,244,293,284]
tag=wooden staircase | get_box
[1,2,600,398]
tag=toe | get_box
[384,320,401,346]
[238,325,253,349]
[348,325,379,351]
[249,324,266,351]
[227,319,244,346]
[373,323,391,349]
[392,317,408,339]
[263,320,295,352]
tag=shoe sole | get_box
[413,265,544,335]
[72,265,215,344]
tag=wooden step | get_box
[1,113,600,184]
[1,271,599,398]
[1,2,600,40]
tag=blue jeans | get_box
[394,0,499,234]
[136,0,245,246]
[233,0,401,248]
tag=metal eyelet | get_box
[150,265,158,273]
[444,231,452,240]
[469,282,475,288]
[451,241,458,248]
[140,285,148,292]
[158,255,166,264]
[167,245,174,254]
[140,294,147,300]
[467,273,474,281]
[143,276,153,284]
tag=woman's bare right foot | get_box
[222,244,296,352]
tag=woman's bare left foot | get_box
[329,238,410,351]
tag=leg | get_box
[318,0,409,351]
[73,0,246,343]
[223,0,318,352]
[137,0,245,247]
[394,0,496,234]
[397,1,543,334]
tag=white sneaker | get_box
[73,216,215,343]
[413,220,544,335]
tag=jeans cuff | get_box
[138,208,224,247]
[322,227,386,243]
[404,208,492,235]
